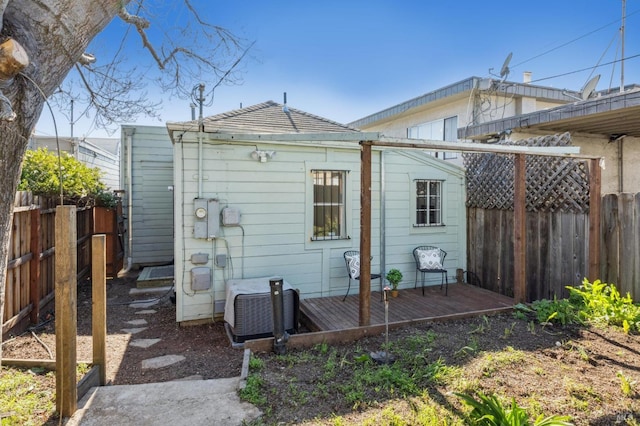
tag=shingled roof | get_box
[170,101,360,134]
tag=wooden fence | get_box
[464,133,595,302]
[464,133,640,302]
[3,192,123,338]
[601,192,640,301]
[467,208,589,301]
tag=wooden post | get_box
[55,206,77,416]
[513,154,526,303]
[359,141,372,326]
[589,158,602,280]
[92,235,107,385]
[29,208,41,324]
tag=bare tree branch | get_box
[51,1,251,133]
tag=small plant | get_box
[386,268,403,290]
[503,322,517,339]
[617,370,635,397]
[239,374,266,405]
[531,297,580,326]
[568,278,640,333]
[456,391,573,425]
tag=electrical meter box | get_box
[222,207,241,226]
[193,198,220,239]
[190,267,211,291]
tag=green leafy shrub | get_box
[19,147,106,197]
[530,297,581,326]
[568,278,640,333]
[456,391,572,425]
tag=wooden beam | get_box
[29,208,41,324]
[359,141,372,326]
[92,235,107,386]
[195,132,589,158]
[589,158,602,280]
[55,206,77,417]
[513,154,526,303]
[244,306,514,353]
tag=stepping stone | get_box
[129,300,159,309]
[121,327,148,334]
[135,310,157,315]
[142,354,185,370]
[125,319,148,326]
[130,338,161,348]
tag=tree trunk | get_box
[0,0,126,363]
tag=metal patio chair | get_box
[413,245,448,296]
[343,250,382,301]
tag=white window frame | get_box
[305,162,352,247]
[414,179,443,227]
[407,116,458,160]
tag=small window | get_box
[415,180,442,226]
[312,170,346,240]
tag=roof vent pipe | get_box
[282,92,289,113]
[523,71,532,84]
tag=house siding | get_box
[173,134,466,323]
[121,125,174,267]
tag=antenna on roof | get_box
[499,52,512,79]
[282,92,289,113]
[489,52,512,81]
[580,74,600,100]
[562,74,600,101]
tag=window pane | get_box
[415,179,442,226]
[313,170,345,240]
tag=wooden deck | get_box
[300,283,515,331]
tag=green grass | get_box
[0,366,56,426]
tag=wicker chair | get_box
[343,250,382,301]
[413,245,448,296]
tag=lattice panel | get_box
[464,133,590,213]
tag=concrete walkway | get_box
[65,278,261,425]
[66,377,261,425]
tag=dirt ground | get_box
[2,271,243,385]
[3,272,640,425]
[251,314,640,425]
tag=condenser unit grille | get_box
[229,289,298,343]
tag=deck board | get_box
[300,283,514,331]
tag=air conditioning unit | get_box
[224,277,299,343]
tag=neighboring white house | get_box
[28,135,120,190]
[167,101,467,324]
[459,86,640,194]
[349,75,579,165]
[120,125,174,269]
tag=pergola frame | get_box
[358,138,601,326]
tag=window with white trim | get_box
[312,170,347,240]
[408,116,458,160]
[415,179,443,226]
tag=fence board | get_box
[3,192,124,338]
[466,207,589,302]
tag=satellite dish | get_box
[499,52,513,78]
[580,74,600,100]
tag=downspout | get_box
[618,137,624,192]
[380,149,387,284]
[197,83,205,198]
[124,128,135,271]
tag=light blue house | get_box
[167,101,466,324]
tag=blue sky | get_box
[35,0,639,138]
